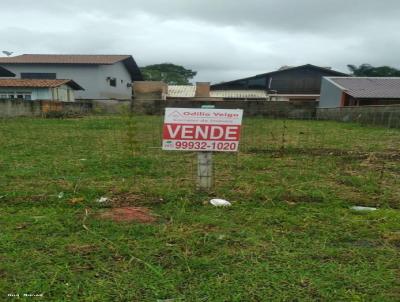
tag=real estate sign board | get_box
[162,108,243,152]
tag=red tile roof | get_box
[0,79,84,90]
[0,54,131,65]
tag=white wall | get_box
[98,62,133,99]
[35,88,51,100]
[319,78,344,108]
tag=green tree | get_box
[347,64,400,76]
[140,63,197,85]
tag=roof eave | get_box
[0,66,15,77]
[344,92,400,100]
[122,57,143,81]
[211,64,348,88]
[65,80,85,90]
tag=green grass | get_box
[0,115,399,301]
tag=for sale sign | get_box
[162,108,243,152]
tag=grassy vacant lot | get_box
[0,115,399,301]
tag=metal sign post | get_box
[162,107,243,191]
[198,105,214,190]
[197,151,213,190]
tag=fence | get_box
[0,99,134,117]
[0,112,399,213]
[132,98,317,119]
[119,113,400,206]
[317,105,400,128]
[0,99,92,118]
[3,97,400,129]
[134,98,400,129]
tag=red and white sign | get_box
[162,108,243,152]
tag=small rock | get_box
[210,199,231,207]
[350,206,377,212]
[96,197,110,203]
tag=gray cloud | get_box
[1,0,400,82]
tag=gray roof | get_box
[328,77,400,99]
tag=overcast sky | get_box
[1,0,400,83]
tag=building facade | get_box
[212,64,347,102]
[0,79,83,102]
[0,54,143,100]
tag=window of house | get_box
[21,73,57,79]
[109,78,117,87]
[2,92,32,100]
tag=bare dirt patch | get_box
[98,207,156,223]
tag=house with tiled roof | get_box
[0,54,143,100]
[320,77,400,107]
[0,79,83,102]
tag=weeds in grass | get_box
[280,119,287,155]
[0,116,399,301]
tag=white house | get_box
[0,54,143,100]
[0,79,83,102]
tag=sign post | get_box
[162,108,243,190]
[197,151,213,190]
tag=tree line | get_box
[347,64,400,77]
